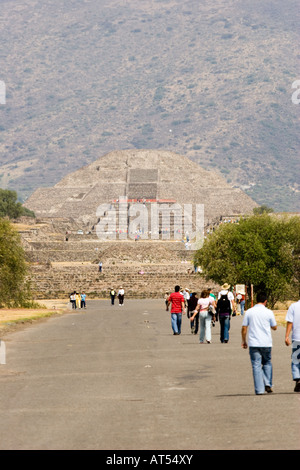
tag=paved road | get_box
[0,299,299,450]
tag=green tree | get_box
[0,218,32,307]
[253,205,274,215]
[194,214,300,307]
[0,189,35,219]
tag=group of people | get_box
[165,283,239,344]
[69,288,125,308]
[69,291,87,309]
[166,284,300,395]
[110,287,125,306]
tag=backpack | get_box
[218,294,231,315]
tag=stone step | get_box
[28,268,211,299]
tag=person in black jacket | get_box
[188,292,198,334]
[216,293,232,343]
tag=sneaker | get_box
[265,385,273,393]
[206,340,211,344]
[294,380,300,392]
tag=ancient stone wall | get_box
[24,150,258,228]
[20,217,214,299]
[28,263,217,300]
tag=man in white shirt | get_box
[118,287,125,306]
[285,300,300,392]
[241,292,277,395]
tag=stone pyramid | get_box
[24,149,257,227]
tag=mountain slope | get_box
[0,0,299,211]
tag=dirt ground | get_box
[0,299,69,336]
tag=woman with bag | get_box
[190,290,216,343]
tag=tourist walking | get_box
[70,291,76,309]
[208,288,216,302]
[99,261,103,272]
[118,287,125,306]
[190,290,216,343]
[216,292,232,343]
[167,285,185,335]
[208,288,217,327]
[110,288,116,306]
[241,292,277,395]
[218,283,236,314]
[285,299,300,392]
[240,294,245,316]
[188,292,199,334]
[164,292,169,311]
[236,292,246,316]
[80,292,87,309]
[75,292,81,309]
[183,288,190,315]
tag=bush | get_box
[0,218,33,307]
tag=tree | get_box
[253,205,274,215]
[194,214,300,307]
[0,218,32,307]
[0,189,35,219]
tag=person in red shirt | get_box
[167,285,185,335]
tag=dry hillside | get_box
[0,0,299,211]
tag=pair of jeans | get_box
[190,313,199,334]
[199,311,212,342]
[219,315,230,342]
[291,342,300,381]
[171,313,182,334]
[249,347,273,394]
[240,300,245,316]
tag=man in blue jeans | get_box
[285,299,300,392]
[241,292,277,395]
[167,285,185,335]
